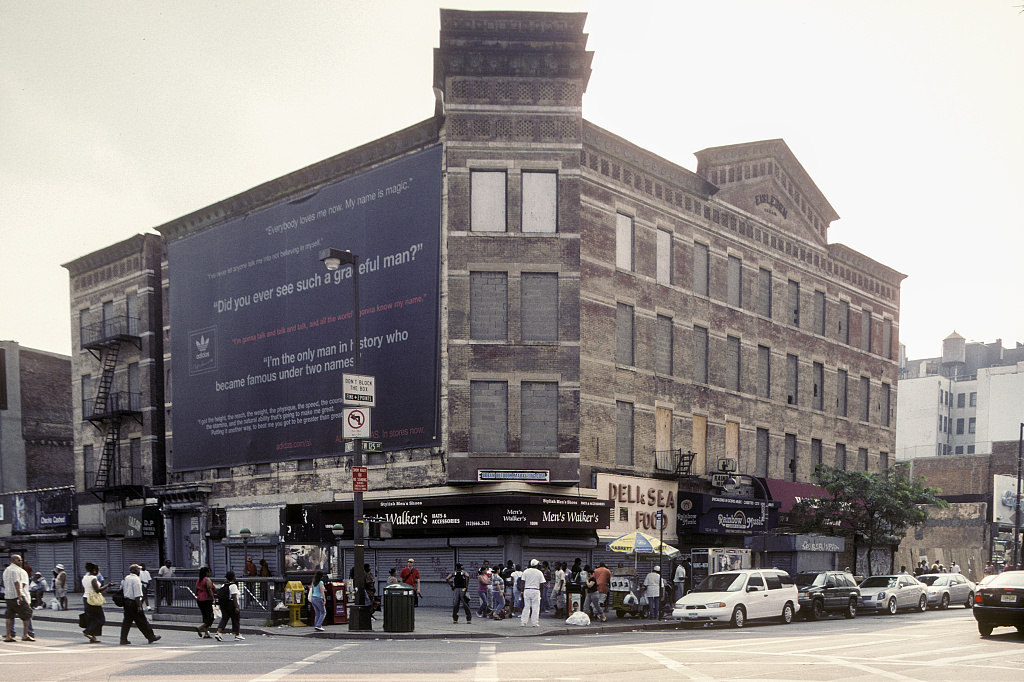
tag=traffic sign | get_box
[363,440,383,453]
[352,466,368,492]
[343,373,376,407]
[343,407,371,438]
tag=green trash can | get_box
[383,583,415,632]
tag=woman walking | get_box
[214,571,244,641]
[309,571,326,631]
[194,567,215,638]
[81,562,110,643]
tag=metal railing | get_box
[154,576,281,617]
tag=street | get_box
[2,607,1019,681]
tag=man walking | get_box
[445,563,472,623]
[520,559,544,627]
[119,564,161,645]
[157,560,175,606]
[138,563,152,611]
[592,561,611,622]
[674,560,687,602]
[3,555,32,641]
[53,564,68,611]
[643,566,662,619]
[399,558,421,607]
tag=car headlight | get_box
[876,592,886,600]
[706,602,726,609]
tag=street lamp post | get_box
[1013,423,1023,569]
[239,528,251,608]
[319,248,369,630]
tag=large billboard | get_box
[168,145,442,470]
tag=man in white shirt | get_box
[157,560,174,606]
[138,563,152,610]
[949,561,961,574]
[509,564,524,616]
[3,555,32,641]
[119,565,161,645]
[643,566,662,620]
[674,561,687,602]
[520,559,545,627]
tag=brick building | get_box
[58,10,903,597]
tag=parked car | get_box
[672,569,799,628]
[973,570,1024,636]
[858,574,927,614]
[917,573,975,609]
[793,570,860,620]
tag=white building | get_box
[896,332,1024,460]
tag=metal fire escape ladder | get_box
[91,341,122,489]
[94,417,122,489]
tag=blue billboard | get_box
[168,145,442,470]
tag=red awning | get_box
[762,478,829,513]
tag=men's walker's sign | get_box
[168,146,442,470]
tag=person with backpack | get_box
[445,563,472,623]
[214,571,244,641]
[194,567,215,639]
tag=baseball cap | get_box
[530,559,539,566]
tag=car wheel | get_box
[886,597,898,615]
[810,599,825,621]
[731,605,746,628]
[780,602,794,624]
[918,595,928,612]
[844,597,857,619]
[965,592,974,609]
[978,622,993,637]
[939,594,949,610]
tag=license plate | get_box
[688,613,700,619]
[1001,594,1017,603]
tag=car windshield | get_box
[917,575,945,586]
[985,571,1024,589]
[861,576,897,588]
[793,573,826,587]
[694,572,746,593]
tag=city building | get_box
[52,10,902,596]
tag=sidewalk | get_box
[31,604,682,640]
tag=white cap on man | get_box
[530,559,539,566]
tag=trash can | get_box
[383,583,415,633]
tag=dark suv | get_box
[793,571,860,620]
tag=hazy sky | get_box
[2,1,1021,359]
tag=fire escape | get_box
[82,314,142,492]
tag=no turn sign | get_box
[343,407,371,439]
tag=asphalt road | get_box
[4,606,1018,681]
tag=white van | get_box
[672,568,800,628]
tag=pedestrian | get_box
[194,566,215,639]
[510,564,524,616]
[258,558,271,601]
[29,572,47,609]
[309,570,326,631]
[245,556,258,578]
[4,555,33,641]
[387,568,399,585]
[489,569,506,619]
[53,564,68,611]
[520,559,544,627]
[552,562,566,618]
[476,566,491,618]
[592,561,611,622]
[157,559,175,606]
[540,561,552,612]
[643,566,662,619]
[214,570,244,641]
[119,564,161,645]
[81,561,110,643]
[583,565,603,620]
[399,558,421,607]
[445,563,472,623]
[138,563,152,611]
[950,561,961,574]
[674,560,687,601]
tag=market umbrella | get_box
[606,531,681,560]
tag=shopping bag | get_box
[566,611,590,626]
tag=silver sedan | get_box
[859,574,927,614]
[917,573,975,609]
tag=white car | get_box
[858,574,927,614]
[672,569,800,628]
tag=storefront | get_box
[677,490,780,569]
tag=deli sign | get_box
[598,473,677,540]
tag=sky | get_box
[2,0,1022,360]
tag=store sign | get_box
[598,473,677,539]
[677,491,779,536]
[106,506,161,539]
[39,513,69,528]
[477,469,549,483]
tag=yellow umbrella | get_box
[606,531,681,559]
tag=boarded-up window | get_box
[861,310,872,352]
[837,369,848,417]
[811,438,823,469]
[521,381,557,453]
[522,171,557,233]
[471,381,507,452]
[814,290,826,335]
[616,303,634,366]
[836,442,847,469]
[788,280,800,326]
[616,214,633,271]
[757,345,771,399]
[786,354,799,405]
[692,414,707,475]
[656,407,672,453]
[811,361,823,410]
[726,421,739,462]
[786,433,797,482]
[521,273,558,341]
[693,326,708,384]
[657,228,672,285]
[881,382,891,427]
[727,255,742,307]
[470,271,507,340]
[859,447,869,471]
[726,335,741,392]
[693,242,709,296]
[860,376,871,422]
[839,300,850,344]
[882,318,893,359]
[655,315,673,375]
[758,268,772,318]
[756,428,769,478]
[616,401,634,466]
[471,170,506,232]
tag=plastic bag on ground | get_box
[566,611,590,626]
